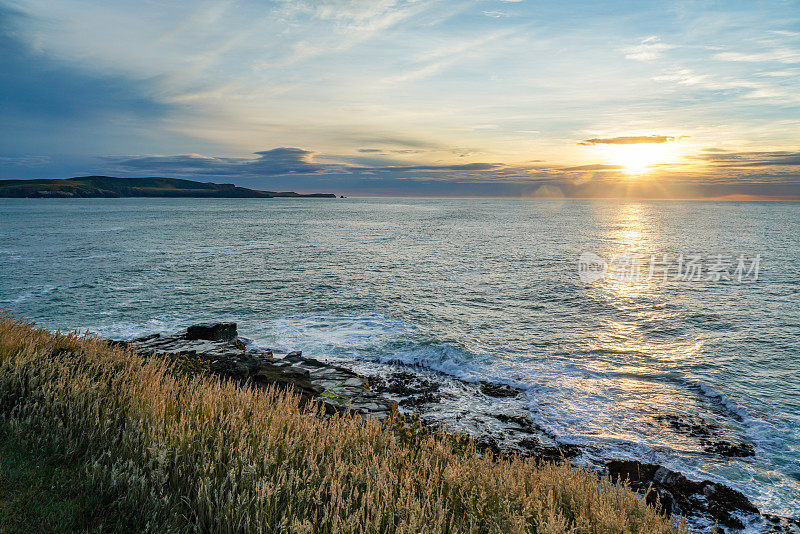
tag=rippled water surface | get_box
[1,198,798,514]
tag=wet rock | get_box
[479,382,519,398]
[762,514,800,534]
[704,441,755,457]
[605,459,759,530]
[476,435,501,456]
[654,413,755,459]
[368,371,440,398]
[493,413,535,429]
[655,413,717,438]
[399,392,441,407]
[186,322,237,342]
[517,437,581,461]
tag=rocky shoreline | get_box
[112,322,798,534]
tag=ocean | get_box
[1,197,798,516]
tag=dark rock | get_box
[479,382,519,398]
[655,414,756,459]
[605,459,758,529]
[186,322,237,342]
[109,333,162,350]
[762,514,800,534]
[654,413,717,438]
[493,413,535,429]
[369,371,440,398]
[132,333,161,343]
[476,435,501,456]
[704,440,755,457]
[399,392,441,407]
[517,438,580,461]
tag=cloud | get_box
[107,148,340,177]
[380,29,517,85]
[562,164,625,171]
[0,155,51,167]
[715,49,800,64]
[0,6,168,122]
[623,36,676,61]
[578,135,677,145]
[379,163,502,172]
[696,150,800,167]
[0,4,184,156]
[105,148,511,178]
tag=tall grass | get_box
[0,314,686,533]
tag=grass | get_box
[0,314,687,533]
[0,424,116,533]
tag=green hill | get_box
[0,176,336,198]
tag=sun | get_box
[607,143,677,174]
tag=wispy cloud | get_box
[695,150,800,167]
[715,48,800,64]
[380,28,517,85]
[623,36,676,61]
[578,135,677,146]
[562,164,625,171]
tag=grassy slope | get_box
[0,315,685,533]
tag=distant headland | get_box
[0,176,337,198]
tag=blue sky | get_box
[1,0,799,197]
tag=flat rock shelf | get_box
[112,323,394,420]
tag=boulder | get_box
[479,382,519,398]
[186,323,237,342]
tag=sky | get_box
[1,0,799,198]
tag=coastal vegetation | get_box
[0,314,685,533]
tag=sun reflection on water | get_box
[587,201,703,405]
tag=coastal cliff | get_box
[0,176,337,198]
